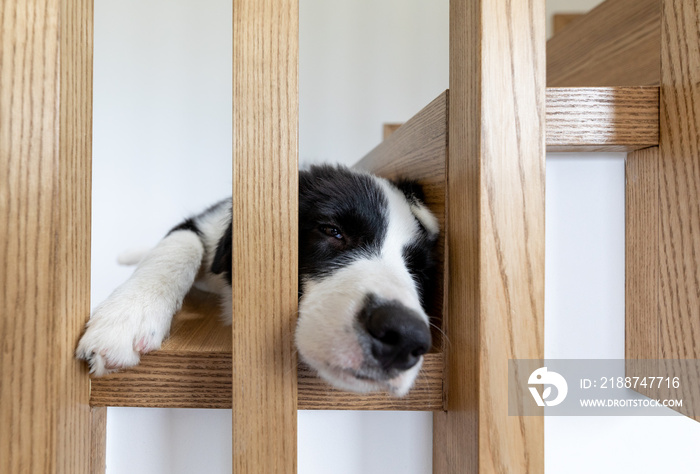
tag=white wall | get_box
[93,2,235,473]
[545,155,700,473]
[300,0,448,166]
[94,1,700,473]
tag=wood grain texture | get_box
[91,354,444,411]
[552,13,584,36]
[89,408,107,474]
[0,1,93,473]
[658,0,700,363]
[90,292,232,408]
[434,0,545,472]
[546,87,659,152]
[547,0,660,87]
[356,92,449,351]
[625,0,700,422]
[297,353,443,411]
[656,0,699,420]
[232,0,298,471]
[625,147,662,404]
[90,352,233,408]
[382,87,661,155]
[90,292,443,409]
[626,147,660,363]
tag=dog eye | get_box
[319,225,343,240]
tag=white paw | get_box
[76,283,178,376]
[77,230,203,375]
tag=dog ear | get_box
[391,179,440,238]
[391,178,427,205]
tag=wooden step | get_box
[383,88,660,152]
[545,86,658,152]
[89,289,445,410]
[547,0,660,87]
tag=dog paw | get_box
[76,286,176,376]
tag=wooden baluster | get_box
[232,0,299,471]
[434,0,546,472]
[0,0,94,472]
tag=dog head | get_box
[296,165,439,396]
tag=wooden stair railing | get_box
[6,0,700,473]
[90,86,660,411]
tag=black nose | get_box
[362,300,431,371]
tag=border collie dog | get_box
[76,165,439,396]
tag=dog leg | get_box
[76,230,204,375]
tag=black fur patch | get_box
[299,165,389,287]
[168,218,202,236]
[392,178,438,310]
[391,178,427,205]
[211,222,232,285]
[402,234,438,312]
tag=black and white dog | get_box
[76,165,439,396]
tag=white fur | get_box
[116,246,152,266]
[410,201,439,237]
[76,231,204,375]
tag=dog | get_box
[76,164,439,396]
